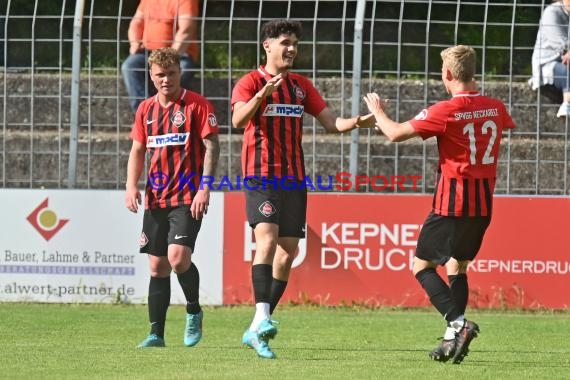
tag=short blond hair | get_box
[148,47,180,69]
[440,45,476,83]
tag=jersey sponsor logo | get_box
[414,109,428,120]
[258,200,276,217]
[262,104,304,118]
[208,113,218,127]
[294,86,306,100]
[171,111,186,127]
[146,133,190,147]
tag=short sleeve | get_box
[409,102,448,140]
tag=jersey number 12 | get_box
[463,121,497,165]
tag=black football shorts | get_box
[415,211,491,265]
[139,206,202,256]
[244,177,307,238]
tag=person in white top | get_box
[529,0,570,117]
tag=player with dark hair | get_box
[125,47,220,348]
[231,19,375,359]
[364,45,515,364]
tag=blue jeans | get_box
[552,62,570,92]
[121,50,196,113]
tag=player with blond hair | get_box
[364,45,516,364]
[125,47,220,349]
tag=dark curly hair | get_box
[260,19,302,41]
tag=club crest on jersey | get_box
[171,111,186,127]
[258,201,276,217]
[262,104,304,118]
[139,232,149,248]
[294,86,305,100]
[208,113,218,127]
[414,109,428,120]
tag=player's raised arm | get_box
[315,107,376,133]
[363,92,417,142]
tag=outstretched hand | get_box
[355,113,377,129]
[363,92,389,115]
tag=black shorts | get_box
[139,206,202,256]
[244,177,307,238]
[415,211,491,265]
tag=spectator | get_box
[529,0,570,117]
[121,0,199,113]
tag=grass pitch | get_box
[1,303,569,379]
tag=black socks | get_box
[148,276,171,337]
[252,264,272,304]
[415,268,461,322]
[177,263,201,315]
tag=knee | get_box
[149,265,171,278]
[171,262,190,274]
[456,260,469,273]
[255,239,278,261]
[275,250,294,267]
[412,257,433,276]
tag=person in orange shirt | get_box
[121,0,199,113]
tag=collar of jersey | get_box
[453,91,480,98]
[257,65,280,80]
[152,89,186,107]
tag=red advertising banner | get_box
[223,193,570,309]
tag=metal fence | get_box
[1,0,568,195]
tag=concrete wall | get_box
[1,74,568,194]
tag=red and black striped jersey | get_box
[409,91,515,217]
[130,89,219,210]
[231,66,327,180]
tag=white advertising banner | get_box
[0,190,223,305]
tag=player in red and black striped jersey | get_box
[231,19,375,359]
[125,48,220,349]
[364,45,516,364]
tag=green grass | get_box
[1,304,569,379]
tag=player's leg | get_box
[242,181,281,358]
[137,208,172,348]
[270,238,298,315]
[448,264,479,365]
[167,206,203,347]
[447,258,468,315]
[447,216,490,364]
[249,223,279,333]
[414,212,463,361]
[241,222,279,359]
[269,183,306,315]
